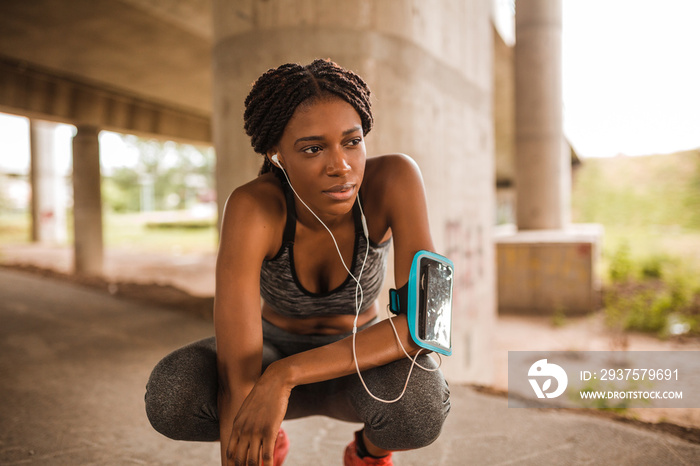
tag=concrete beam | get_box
[0,56,211,144]
[0,0,212,116]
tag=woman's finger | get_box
[232,434,264,466]
[245,437,262,466]
[261,434,274,466]
[228,437,250,466]
[225,435,238,466]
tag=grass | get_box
[0,211,31,244]
[572,149,700,275]
[104,212,218,254]
[0,210,217,255]
[572,150,700,229]
[572,149,700,337]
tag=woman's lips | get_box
[323,183,356,201]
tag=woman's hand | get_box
[225,362,292,466]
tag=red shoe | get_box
[273,428,289,466]
[343,430,393,466]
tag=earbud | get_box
[271,153,282,168]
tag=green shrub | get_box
[623,290,671,333]
[640,254,666,279]
[573,151,700,338]
[144,219,215,230]
[608,242,634,282]
[603,244,700,337]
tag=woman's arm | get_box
[268,313,421,385]
[381,153,435,286]
[214,184,281,466]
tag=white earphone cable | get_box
[275,158,431,403]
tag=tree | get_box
[102,135,215,213]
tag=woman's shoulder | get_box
[224,172,285,217]
[365,153,423,184]
[220,173,286,255]
[363,153,425,199]
[366,153,420,173]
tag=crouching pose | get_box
[145,59,450,466]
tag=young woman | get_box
[146,59,450,466]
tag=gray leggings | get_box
[145,319,450,451]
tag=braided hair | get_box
[243,59,373,174]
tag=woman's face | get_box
[272,96,366,220]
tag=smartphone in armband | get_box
[389,251,454,356]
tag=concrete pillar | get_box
[211,0,495,385]
[496,0,601,316]
[71,125,104,276]
[29,120,67,244]
[514,0,570,229]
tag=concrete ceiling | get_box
[0,0,213,117]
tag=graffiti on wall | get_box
[445,218,485,318]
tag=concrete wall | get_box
[212,0,496,384]
[496,226,602,314]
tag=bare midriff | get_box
[261,300,379,335]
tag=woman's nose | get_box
[326,148,351,176]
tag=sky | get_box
[562,0,700,158]
[1,0,700,174]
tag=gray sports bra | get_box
[259,179,391,317]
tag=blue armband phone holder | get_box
[389,250,454,356]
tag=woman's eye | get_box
[347,138,362,147]
[303,146,322,154]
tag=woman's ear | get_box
[267,150,283,169]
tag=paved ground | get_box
[1,267,700,465]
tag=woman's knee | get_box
[363,360,451,450]
[145,356,184,438]
[144,338,219,441]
